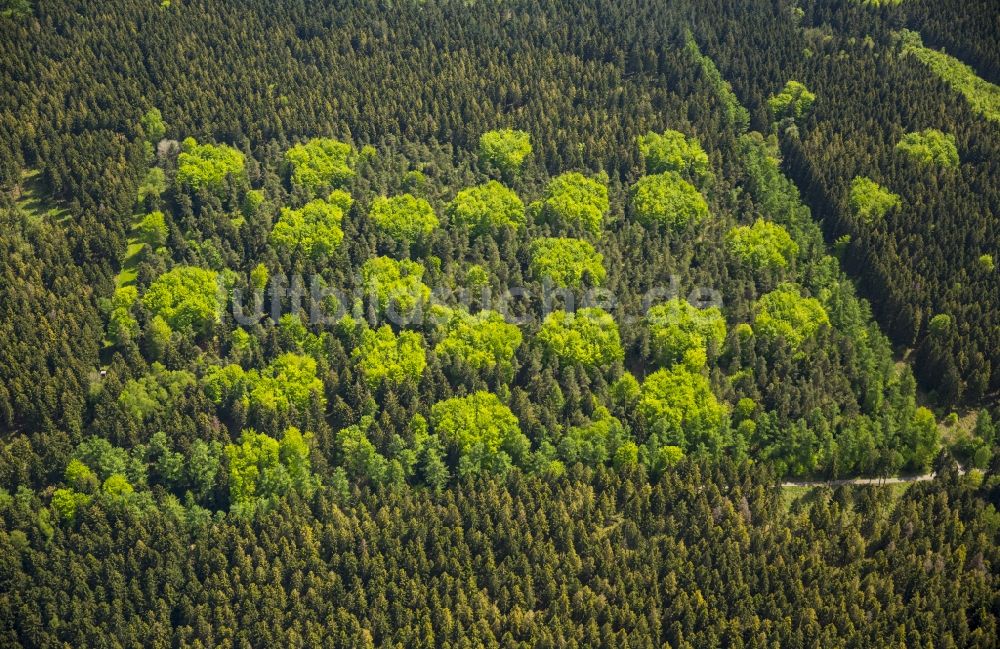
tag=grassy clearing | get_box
[781,482,913,512]
[15,169,70,224]
[116,238,145,288]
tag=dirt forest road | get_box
[780,471,962,488]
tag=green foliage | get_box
[360,256,431,320]
[368,193,438,242]
[537,172,609,236]
[136,210,168,248]
[0,0,32,19]
[638,365,729,453]
[753,283,830,348]
[118,363,195,422]
[51,488,90,522]
[929,313,952,336]
[529,237,606,287]
[636,130,709,178]
[353,325,427,387]
[72,437,143,484]
[102,474,134,499]
[767,80,816,120]
[646,298,726,368]
[337,417,390,485]
[726,219,798,270]
[430,391,528,476]
[64,459,98,493]
[446,181,525,234]
[250,263,269,292]
[139,108,166,142]
[435,309,522,372]
[895,129,959,167]
[901,31,1000,123]
[537,308,623,367]
[108,285,140,345]
[558,406,629,466]
[683,31,750,132]
[278,426,318,498]
[849,176,901,222]
[284,137,354,194]
[203,353,325,417]
[226,427,318,514]
[908,407,940,471]
[630,172,709,230]
[978,254,995,272]
[141,266,221,334]
[252,353,325,414]
[136,167,166,203]
[478,129,532,176]
[465,264,489,289]
[176,138,246,192]
[270,196,347,259]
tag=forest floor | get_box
[781,482,912,512]
[780,472,939,488]
[116,234,144,288]
[13,168,70,224]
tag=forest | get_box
[0,0,997,646]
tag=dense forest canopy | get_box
[0,0,997,646]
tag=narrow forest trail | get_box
[781,469,963,488]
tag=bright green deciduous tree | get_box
[725,219,799,270]
[353,325,427,387]
[537,172,610,236]
[529,237,606,287]
[430,391,529,476]
[558,406,630,466]
[767,80,816,119]
[360,257,431,320]
[369,194,439,242]
[753,283,830,348]
[270,195,347,259]
[250,263,269,292]
[895,129,959,167]
[227,428,317,514]
[928,313,952,337]
[118,362,196,422]
[176,137,246,192]
[108,285,139,346]
[849,176,901,222]
[137,210,168,248]
[137,167,166,203]
[142,266,221,334]
[64,459,98,493]
[337,416,390,485]
[908,407,941,471]
[285,137,355,194]
[101,474,134,500]
[250,353,325,414]
[446,181,525,234]
[638,365,728,453]
[478,129,532,176]
[630,172,709,230]
[637,130,710,178]
[537,308,623,367]
[51,488,91,522]
[139,108,166,143]
[646,298,726,368]
[278,426,319,497]
[435,309,522,372]
[203,353,325,417]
